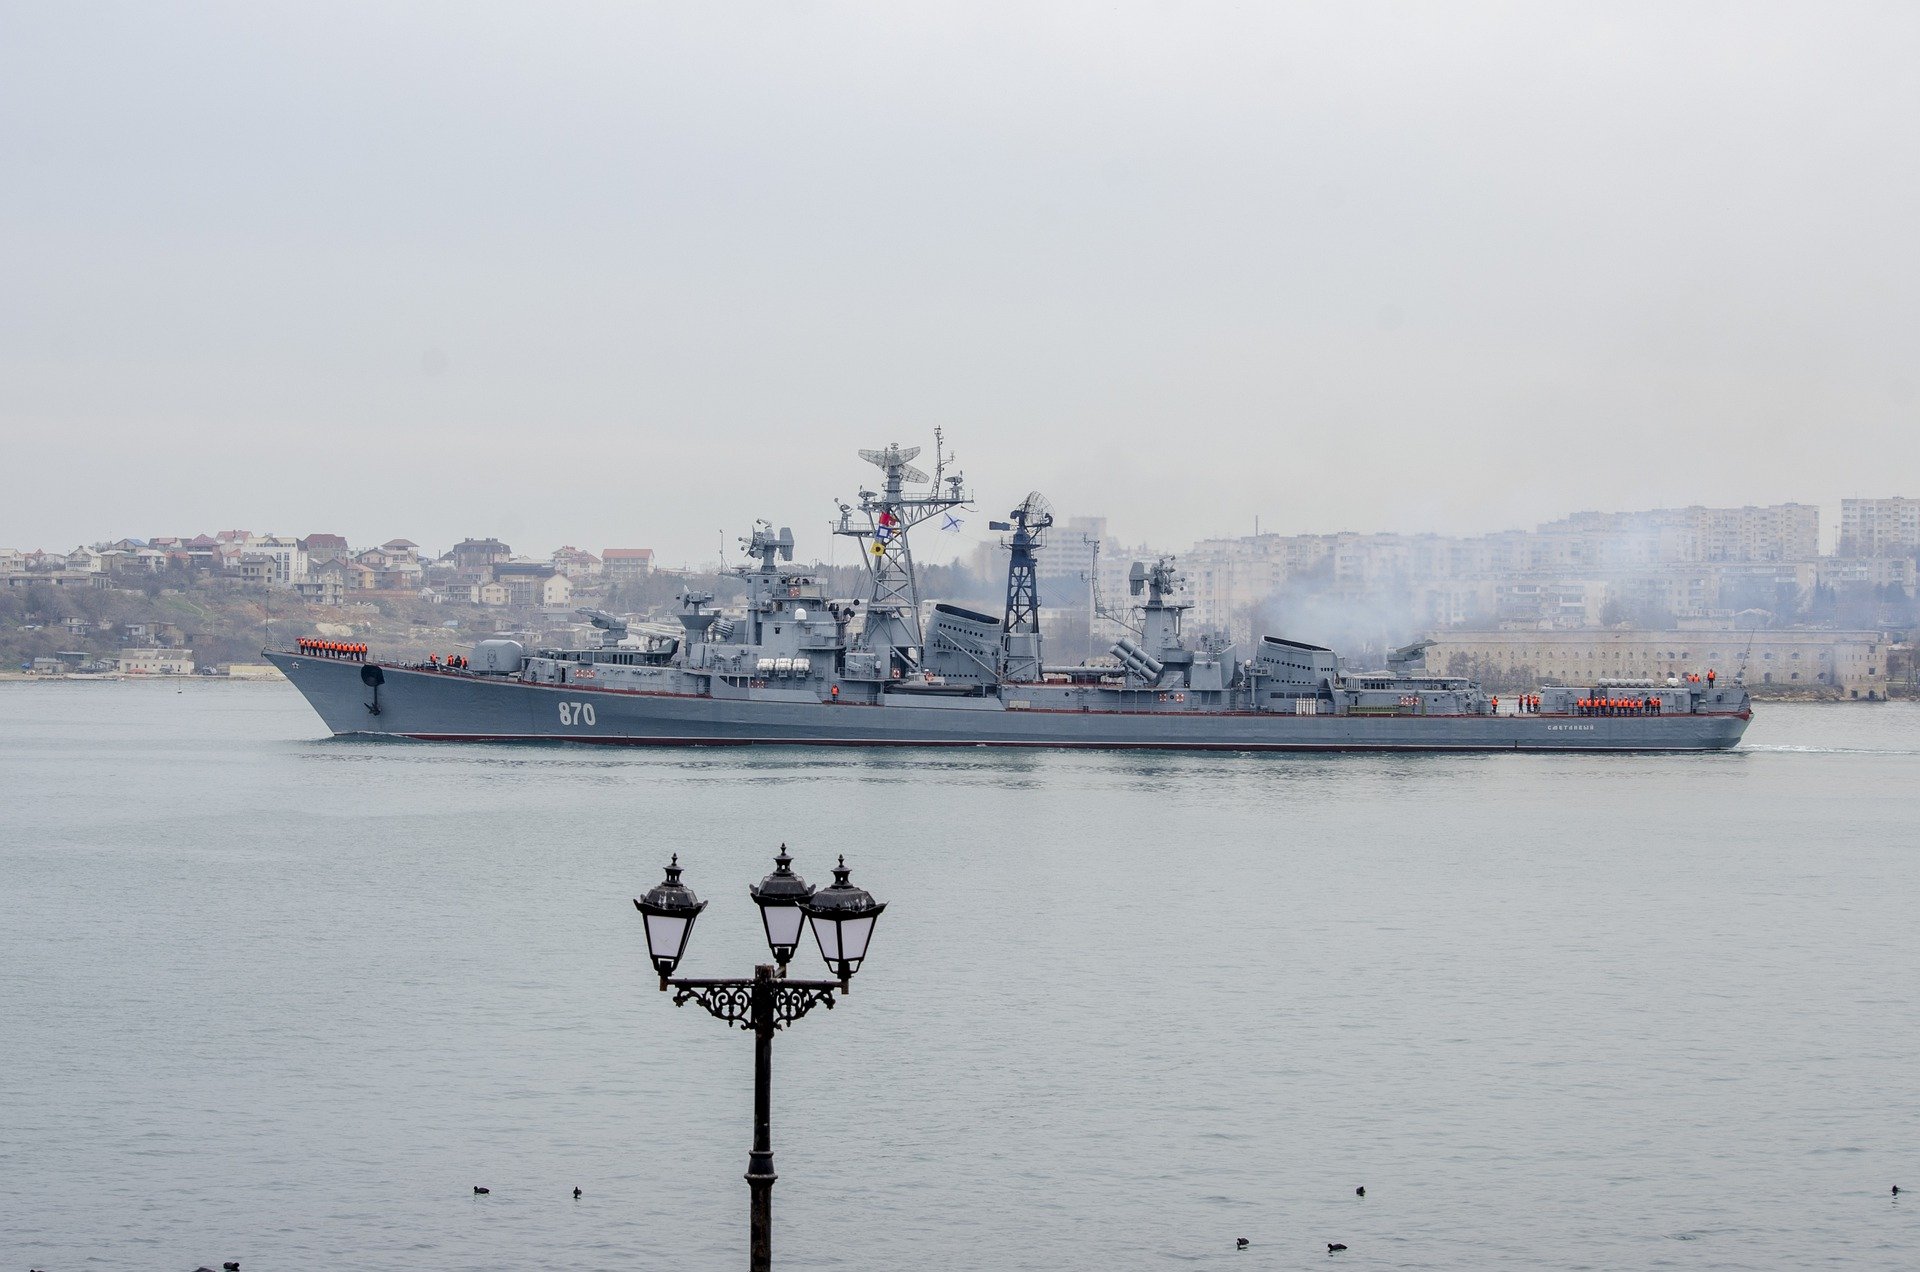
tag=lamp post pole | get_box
[636,851,886,1272]
[748,965,775,1270]
[748,972,779,1268]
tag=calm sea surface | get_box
[2,681,1916,1270]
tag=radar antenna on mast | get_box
[859,444,929,486]
[835,437,971,674]
[997,491,1054,682]
[740,520,795,569]
[1085,533,1140,640]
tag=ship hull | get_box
[267,654,1750,752]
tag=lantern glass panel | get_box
[808,913,843,961]
[836,914,876,962]
[644,913,690,966]
[761,904,806,952]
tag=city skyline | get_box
[5,488,1912,571]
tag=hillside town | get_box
[0,533,664,678]
[4,496,1917,699]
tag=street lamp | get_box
[632,853,707,989]
[747,845,813,973]
[799,855,887,989]
[636,850,887,1272]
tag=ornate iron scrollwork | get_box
[770,984,836,1028]
[673,982,754,1028]
[670,980,839,1031]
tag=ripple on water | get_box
[1,687,1917,1269]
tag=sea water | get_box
[2,681,1915,1269]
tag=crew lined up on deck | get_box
[298,638,365,661]
[429,653,469,670]
[1576,695,1664,715]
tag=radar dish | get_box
[859,444,927,483]
[1012,491,1054,543]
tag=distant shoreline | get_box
[0,665,287,683]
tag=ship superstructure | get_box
[268,440,1751,751]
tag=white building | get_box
[242,535,308,586]
[117,648,197,675]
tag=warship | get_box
[268,440,1750,751]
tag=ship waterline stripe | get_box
[373,732,1735,753]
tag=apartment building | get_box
[1840,497,1920,557]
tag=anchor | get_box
[361,663,385,715]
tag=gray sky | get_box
[3,2,1916,565]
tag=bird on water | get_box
[474,1186,490,1195]
[1355,1186,1365,1197]
[1236,1237,1249,1248]
[574,1187,583,1198]
[1328,1243,1348,1253]
[226,1264,240,1271]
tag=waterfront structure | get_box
[634,850,886,1272]
[268,441,1750,750]
[1428,628,1889,698]
[115,648,196,675]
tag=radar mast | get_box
[832,431,970,674]
[990,491,1052,682]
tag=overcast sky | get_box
[3,2,1915,565]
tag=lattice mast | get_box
[832,432,969,673]
[991,492,1053,681]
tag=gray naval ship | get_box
[268,440,1751,751]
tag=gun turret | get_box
[575,607,629,648]
[1388,640,1435,673]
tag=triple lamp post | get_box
[634,846,887,1272]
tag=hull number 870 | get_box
[558,701,597,727]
